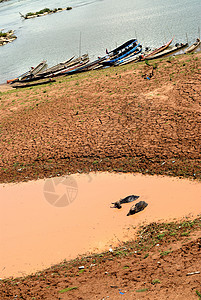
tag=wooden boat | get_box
[12,78,55,89]
[107,39,137,57]
[62,41,138,75]
[21,55,90,82]
[11,55,89,83]
[64,39,139,76]
[58,56,90,75]
[36,56,75,77]
[185,38,201,53]
[36,54,89,78]
[142,37,174,60]
[101,42,141,66]
[71,40,140,73]
[7,61,47,84]
[64,56,107,75]
[146,42,188,60]
[114,45,142,66]
[114,54,140,67]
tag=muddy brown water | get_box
[0,172,200,279]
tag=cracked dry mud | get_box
[0,53,200,183]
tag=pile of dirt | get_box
[0,217,200,299]
[0,53,200,183]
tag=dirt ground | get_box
[0,52,201,299]
[0,217,201,300]
[0,52,200,183]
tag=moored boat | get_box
[107,39,137,58]
[36,56,75,77]
[142,37,174,60]
[114,45,142,66]
[101,41,141,66]
[9,55,89,83]
[146,42,188,60]
[185,38,201,53]
[64,39,139,75]
[7,61,47,84]
[12,78,56,89]
[35,54,89,78]
[64,56,108,75]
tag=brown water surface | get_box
[0,172,200,278]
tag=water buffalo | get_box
[111,195,140,209]
[127,201,148,216]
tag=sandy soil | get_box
[0,52,200,183]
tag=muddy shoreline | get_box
[0,216,201,299]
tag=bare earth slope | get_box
[0,53,200,183]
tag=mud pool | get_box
[0,172,200,278]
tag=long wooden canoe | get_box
[101,42,141,66]
[108,39,137,57]
[36,54,89,78]
[7,61,47,84]
[11,55,89,83]
[114,45,142,66]
[12,79,55,89]
[142,37,174,59]
[146,42,188,60]
[185,38,201,53]
[36,56,75,77]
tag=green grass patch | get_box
[160,250,172,257]
[136,288,148,292]
[59,286,78,293]
[123,265,129,269]
[78,269,85,274]
[152,279,161,284]
[181,231,190,236]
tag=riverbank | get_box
[0,216,200,299]
[0,51,200,299]
[0,52,200,183]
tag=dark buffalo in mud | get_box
[111,195,139,209]
[127,201,148,216]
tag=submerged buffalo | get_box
[111,195,140,209]
[127,201,148,216]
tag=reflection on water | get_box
[0,0,200,83]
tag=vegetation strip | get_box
[20,6,72,19]
[59,286,78,293]
[0,30,17,46]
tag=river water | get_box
[0,0,200,83]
